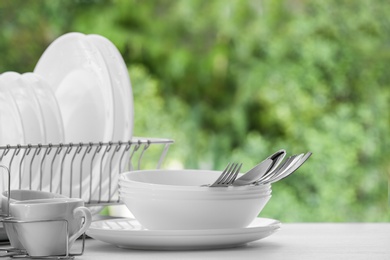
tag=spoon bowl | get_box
[232,149,286,186]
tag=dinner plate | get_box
[0,72,25,196]
[0,72,24,147]
[20,73,65,191]
[1,72,47,190]
[86,34,134,202]
[0,72,25,242]
[21,73,64,145]
[34,32,114,199]
[86,217,281,250]
[34,32,114,144]
[0,72,25,146]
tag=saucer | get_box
[86,217,281,250]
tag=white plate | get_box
[0,72,25,193]
[34,32,114,144]
[20,73,65,191]
[0,72,25,146]
[86,34,134,202]
[21,73,64,145]
[34,32,114,199]
[86,217,281,250]
[1,72,47,190]
[0,72,25,241]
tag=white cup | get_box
[1,189,67,214]
[2,190,68,249]
[9,198,91,257]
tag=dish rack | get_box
[0,137,174,206]
[0,137,173,258]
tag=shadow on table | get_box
[83,239,284,259]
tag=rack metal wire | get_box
[1,218,86,259]
[0,137,174,206]
[0,165,86,259]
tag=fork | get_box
[207,163,242,187]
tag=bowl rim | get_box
[118,186,272,196]
[119,169,271,191]
[119,190,272,201]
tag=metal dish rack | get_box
[0,137,174,206]
[0,137,173,258]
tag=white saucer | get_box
[86,217,281,250]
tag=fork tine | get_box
[212,163,232,184]
[208,162,243,187]
[218,163,237,184]
[226,163,242,185]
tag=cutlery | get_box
[206,163,242,187]
[232,159,273,186]
[255,154,304,184]
[265,149,287,176]
[263,152,312,184]
[232,149,286,186]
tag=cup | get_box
[9,198,91,257]
[1,190,68,249]
[1,189,67,215]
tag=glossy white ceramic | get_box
[119,169,272,230]
[120,192,271,230]
[86,34,134,203]
[0,73,25,192]
[0,72,25,241]
[86,217,281,250]
[34,32,114,144]
[119,169,271,191]
[20,73,65,191]
[118,179,271,199]
[34,32,114,200]
[1,189,67,215]
[0,72,24,147]
[2,72,46,190]
[9,198,91,256]
[20,73,64,144]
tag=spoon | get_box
[264,152,312,184]
[232,149,286,186]
[256,153,304,184]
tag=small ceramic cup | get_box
[1,189,67,215]
[2,190,68,249]
[9,198,91,257]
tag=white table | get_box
[70,223,390,260]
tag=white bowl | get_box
[119,170,272,230]
[119,169,271,191]
[118,187,271,201]
[118,184,272,199]
[120,193,271,230]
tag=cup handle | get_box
[69,206,92,243]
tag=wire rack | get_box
[0,137,174,206]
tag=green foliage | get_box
[0,0,389,222]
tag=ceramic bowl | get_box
[119,169,271,191]
[119,170,272,230]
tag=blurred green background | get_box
[0,0,389,222]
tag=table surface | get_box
[65,223,390,260]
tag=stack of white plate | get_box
[0,32,134,203]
